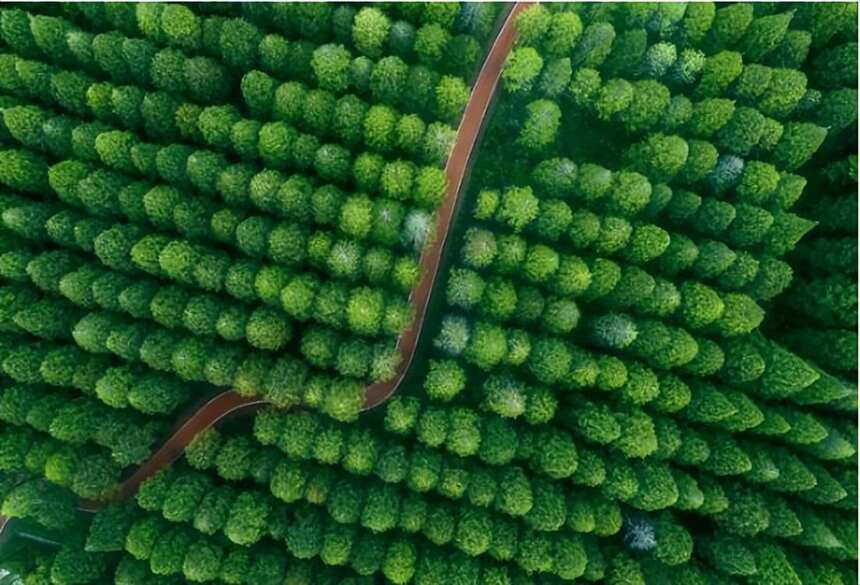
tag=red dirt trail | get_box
[1,2,530,527]
[364,1,530,408]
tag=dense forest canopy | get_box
[0,3,856,585]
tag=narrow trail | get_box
[77,392,268,512]
[0,2,530,529]
[364,1,530,408]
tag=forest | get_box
[0,2,856,585]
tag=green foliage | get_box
[353,8,391,59]
[435,75,470,125]
[503,47,543,94]
[0,5,852,584]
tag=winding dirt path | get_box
[0,3,530,529]
[364,1,529,408]
[77,392,268,512]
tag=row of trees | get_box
[53,149,431,289]
[0,325,190,415]
[2,4,482,125]
[253,406,596,519]
[0,191,417,341]
[64,2,493,82]
[419,353,847,494]
[240,69,467,147]
[124,450,596,582]
[0,383,163,467]
[480,176,795,262]
[0,264,373,420]
[454,226,766,333]
[5,245,297,351]
[67,3,492,47]
[0,53,454,180]
[0,7,233,103]
[0,424,120,500]
[1,100,449,214]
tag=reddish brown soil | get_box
[77,392,268,512]
[0,3,530,524]
[364,1,530,409]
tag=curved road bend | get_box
[0,3,532,526]
[77,392,268,512]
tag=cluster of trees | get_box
[182,421,624,580]
[2,1,496,113]
[0,382,163,467]
[0,472,77,531]
[246,391,850,581]
[764,24,858,552]
[179,0,860,580]
[261,402,803,538]
[0,423,120,501]
[240,69,469,144]
[452,226,766,339]
[1,290,370,423]
[62,2,495,100]
[57,125,442,254]
[130,452,594,580]
[0,319,191,414]
[0,214,387,423]
[400,3,857,584]
[0,528,383,585]
[0,2,856,585]
[0,8,233,103]
[528,157,811,277]
[0,0,480,431]
[777,160,857,379]
[0,191,409,364]
[115,502,592,584]
[0,100,449,218]
[64,133,443,261]
[502,6,840,172]
[253,406,602,520]
[0,1,497,492]
[0,10,496,561]
[0,56,453,190]
[3,411,601,585]
[4,244,294,351]
[0,538,113,585]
